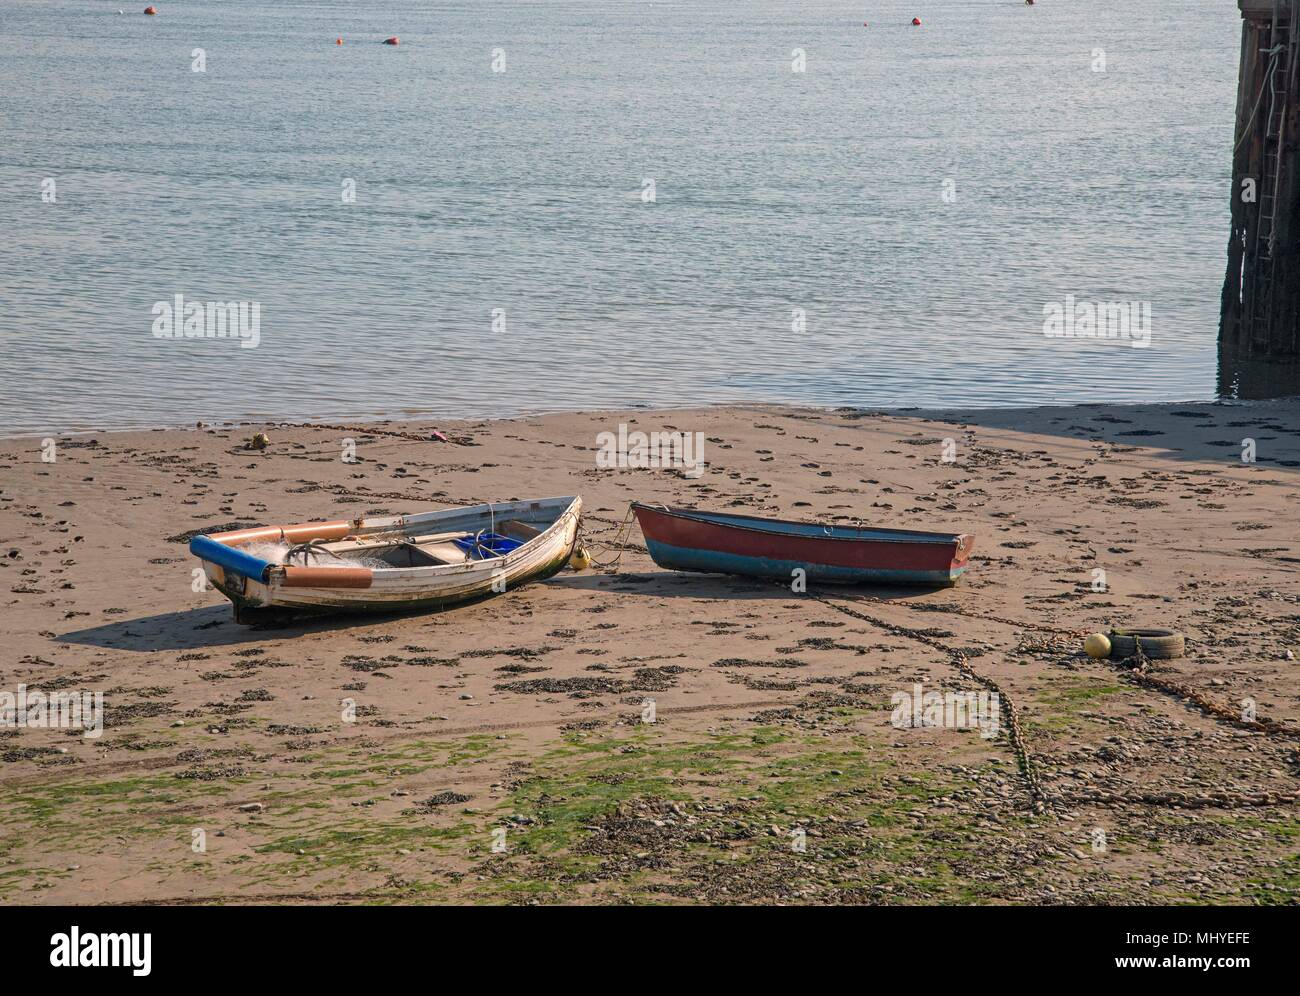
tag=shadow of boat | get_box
[545,570,956,601]
[56,604,387,652]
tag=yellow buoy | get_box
[249,432,270,451]
[569,547,592,570]
[1084,633,1111,659]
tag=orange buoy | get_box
[382,36,399,45]
[144,5,156,13]
[911,17,921,26]
[336,37,343,45]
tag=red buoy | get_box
[336,37,343,45]
[382,36,399,45]
[911,17,921,26]
[144,5,156,13]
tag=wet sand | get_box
[1,400,1298,905]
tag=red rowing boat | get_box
[631,503,974,586]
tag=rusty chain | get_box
[1116,638,1300,741]
[809,593,1050,814]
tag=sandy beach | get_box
[1,400,1298,905]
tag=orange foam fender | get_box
[209,520,353,545]
[280,566,373,589]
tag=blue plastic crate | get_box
[452,531,524,558]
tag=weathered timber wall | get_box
[1220,2,1300,396]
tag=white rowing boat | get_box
[189,496,581,622]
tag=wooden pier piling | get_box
[1220,0,1300,395]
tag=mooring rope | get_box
[582,502,638,570]
[283,539,348,565]
[1234,43,1285,154]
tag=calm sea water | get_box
[0,0,1240,434]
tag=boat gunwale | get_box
[343,495,578,540]
[272,496,580,584]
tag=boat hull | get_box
[632,504,972,586]
[192,496,581,621]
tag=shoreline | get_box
[7,392,1296,445]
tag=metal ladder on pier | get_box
[1249,2,1295,349]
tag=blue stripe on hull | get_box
[190,535,272,581]
[644,539,965,586]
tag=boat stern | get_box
[948,533,976,582]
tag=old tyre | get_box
[1109,627,1185,660]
